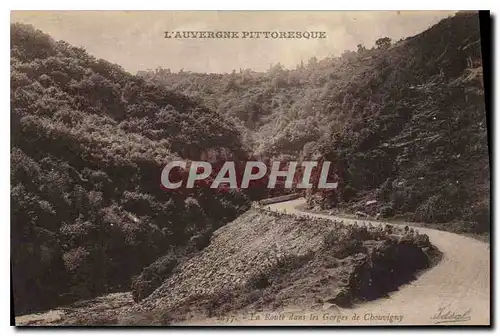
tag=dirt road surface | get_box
[188,198,490,326]
[15,198,490,326]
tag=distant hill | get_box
[139,12,489,232]
[11,23,250,315]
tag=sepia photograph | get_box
[10,10,491,326]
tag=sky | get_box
[11,11,457,74]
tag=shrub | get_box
[379,205,395,218]
[131,254,179,302]
[342,185,357,202]
[413,195,455,223]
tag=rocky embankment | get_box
[16,207,440,326]
[124,207,439,325]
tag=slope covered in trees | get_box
[140,12,489,233]
[11,23,250,315]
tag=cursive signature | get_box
[430,306,472,324]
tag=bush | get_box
[342,185,357,202]
[131,254,179,303]
[379,205,395,218]
[413,195,455,223]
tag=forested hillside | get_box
[11,11,490,319]
[140,12,489,233]
[11,23,250,315]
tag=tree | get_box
[357,44,367,53]
[307,56,318,67]
[375,37,392,50]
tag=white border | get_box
[3,1,498,336]
[3,1,499,10]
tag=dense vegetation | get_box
[11,11,489,317]
[140,12,489,232]
[11,23,251,315]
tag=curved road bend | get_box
[192,197,490,326]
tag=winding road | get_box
[196,197,491,326]
[15,197,491,326]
